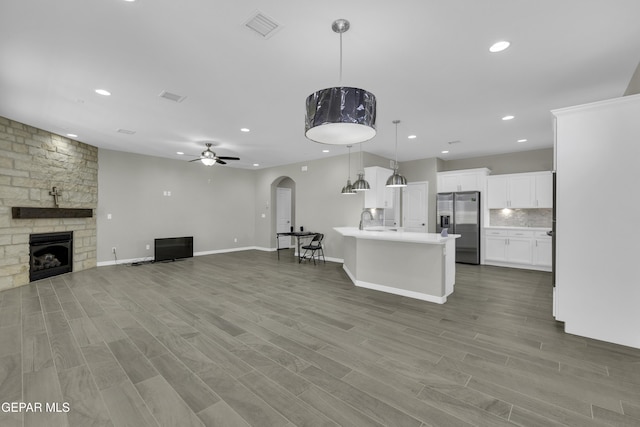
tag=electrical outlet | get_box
[146,244,150,250]
[234,238,238,243]
[112,247,116,254]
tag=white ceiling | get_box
[2,0,640,169]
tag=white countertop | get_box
[334,227,460,244]
[485,226,551,231]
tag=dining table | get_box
[276,231,316,261]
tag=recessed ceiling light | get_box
[517,139,528,143]
[123,0,136,2]
[322,149,330,153]
[240,128,250,132]
[502,115,515,121]
[489,41,510,53]
[253,163,260,167]
[66,133,78,138]
[176,151,184,155]
[441,150,449,154]
[408,135,417,139]
[95,89,111,96]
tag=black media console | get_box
[154,236,193,262]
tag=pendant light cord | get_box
[339,31,343,84]
[393,120,400,169]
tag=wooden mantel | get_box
[12,207,93,219]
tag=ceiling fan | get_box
[189,143,240,166]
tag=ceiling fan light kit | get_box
[189,143,240,166]
[305,19,377,145]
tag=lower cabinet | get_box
[484,228,551,271]
[532,235,552,268]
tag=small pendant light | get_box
[386,120,407,188]
[352,143,370,191]
[341,145,357,195]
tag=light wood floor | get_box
[1,250,639,427]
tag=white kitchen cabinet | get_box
[364,166,394,209]
[485,234,508,262]
[483,228,549,271]
[508,175,535,208]
[486,176,508,208]
[534,172,553,208]
[484,229,532,265]
[487,172,552,209]
[506,237,533,264]
[437,168,490,192]
[532,232,552,267]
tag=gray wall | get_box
[97,149,256,263]
[439,148,553,174]
[97,146,553,264]
[624,60,640,96]
[254,153,373,261]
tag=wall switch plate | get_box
[261,213,266,218]
[146,244,150,250]
[234,238,238,243]
[107,213,112,220]
[301,165,308,172]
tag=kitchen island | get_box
[334,227,460,304]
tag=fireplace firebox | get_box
[29,231,73,281]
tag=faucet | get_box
[359,209,373,230]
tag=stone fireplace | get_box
[0,116,98,291]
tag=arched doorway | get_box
[270,176,296,249]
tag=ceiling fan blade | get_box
[216,159,227,165]
[216,156,240,161]
[188,158,203,162]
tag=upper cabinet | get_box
[534,172,553,208]
[437,168,491,193]
[364,166,394,208]
[487,171,553,209]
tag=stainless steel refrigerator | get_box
[436,191,481,264]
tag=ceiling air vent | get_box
[244,11,281,39]
[159,90,187,103]
[116,128,136,135]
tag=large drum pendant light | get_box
[305,19,377,145]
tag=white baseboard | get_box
[484,261,551,272]
[97,257,153,267]
[194,246,268,256]
[97,246,339,267]
[342,265,446,304]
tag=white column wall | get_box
[553,94,640,349]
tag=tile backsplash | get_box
[489,208,552,228]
